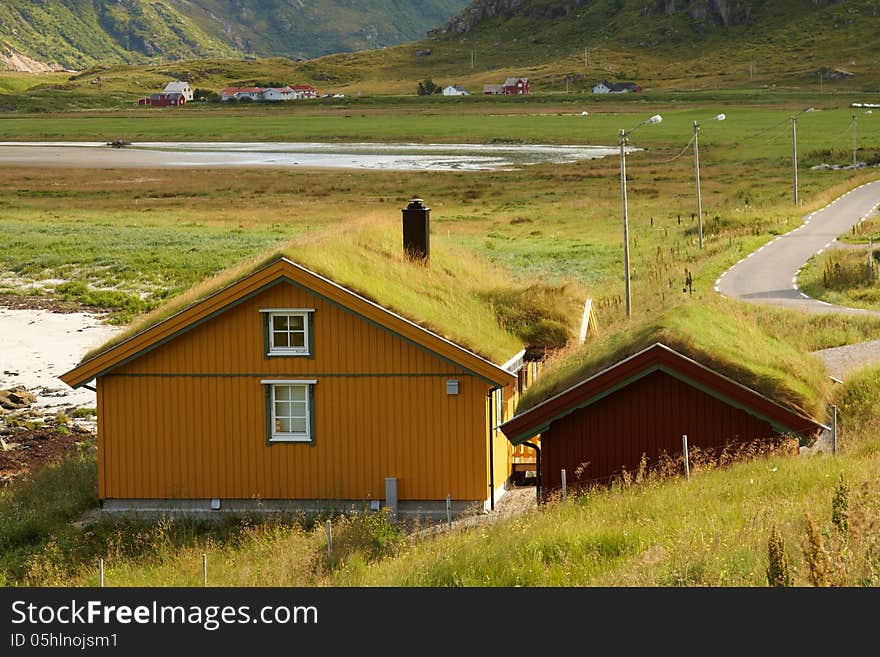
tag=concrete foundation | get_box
[97,497,487,521]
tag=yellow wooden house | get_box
[61,253,559,518]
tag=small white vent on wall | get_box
[446,379,459,395]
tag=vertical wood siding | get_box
[98,281,495,501]
[541,370,778,495]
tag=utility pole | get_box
[852,114,858,166]
[791,115,799,206]
[471,49,475,69]
[618,114,663,319]
[620,128,632,319]
[694,120,703,249]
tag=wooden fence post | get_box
[682,435,690,480]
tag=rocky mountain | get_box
[0,0,468,71]
[432,0,849,37]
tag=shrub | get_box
[803,512,831,587]
[766,526,791,587]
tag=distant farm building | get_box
[592,80,641,94]
[484,78,529,95]
[289,85,318,99]
[137,92,186,107]
[502,77,530,95]
[442,85,470,96]
[500,343,824,499]
[220,85,318,102]
[163,80,193,101]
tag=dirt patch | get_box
[0,427,90,483]
[0,293,105,314]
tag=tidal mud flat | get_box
[0,141,623,171]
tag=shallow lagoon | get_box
[0,141,623,171]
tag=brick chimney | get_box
[402,197,430,261]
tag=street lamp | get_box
[693,113,726,249]
[619,113,662,319]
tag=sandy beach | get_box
[0,306,121,411]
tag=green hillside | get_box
[0,0,236,70]
[175,0,470,58]
[0,0,468,71]
[286,0,880,94]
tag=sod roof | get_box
[77,219,585,368]
[516,298,831,422]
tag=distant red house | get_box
[502,77,530,95]
[500,343,824,499]
[138,92,186,107]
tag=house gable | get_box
[500,343,823,445]
[111,277,492,381]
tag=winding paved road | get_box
[717,179,880,316]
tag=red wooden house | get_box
[502,78,530,95]
[500,343,824,498]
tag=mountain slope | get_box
[0,0,468,71]
[0,0,236,70]
[175,0,469,58]
[311,0,880,94]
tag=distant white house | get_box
[592,80,641,94]
[164,80,193,101]
[442,85,470,96]
[219,85,317,102]
[262,86,294,102]
[289,85,318,99]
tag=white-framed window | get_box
[263,380,316,443]
[260,309,314,356]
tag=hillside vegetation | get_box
[270,0,880,95]
[4,1,880,101]
[0,0,467,71]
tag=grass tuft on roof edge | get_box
[517,296,831,421]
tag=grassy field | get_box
[1,103,879,148]
[797,212,880,310]
[1,104,878,325]
[799,246,880,311]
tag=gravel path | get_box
[811,340,880,380]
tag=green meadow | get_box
[1,96,879,586]
[1,103,878,323]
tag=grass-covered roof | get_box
[517,298,831,421]
[84,218,585,365]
